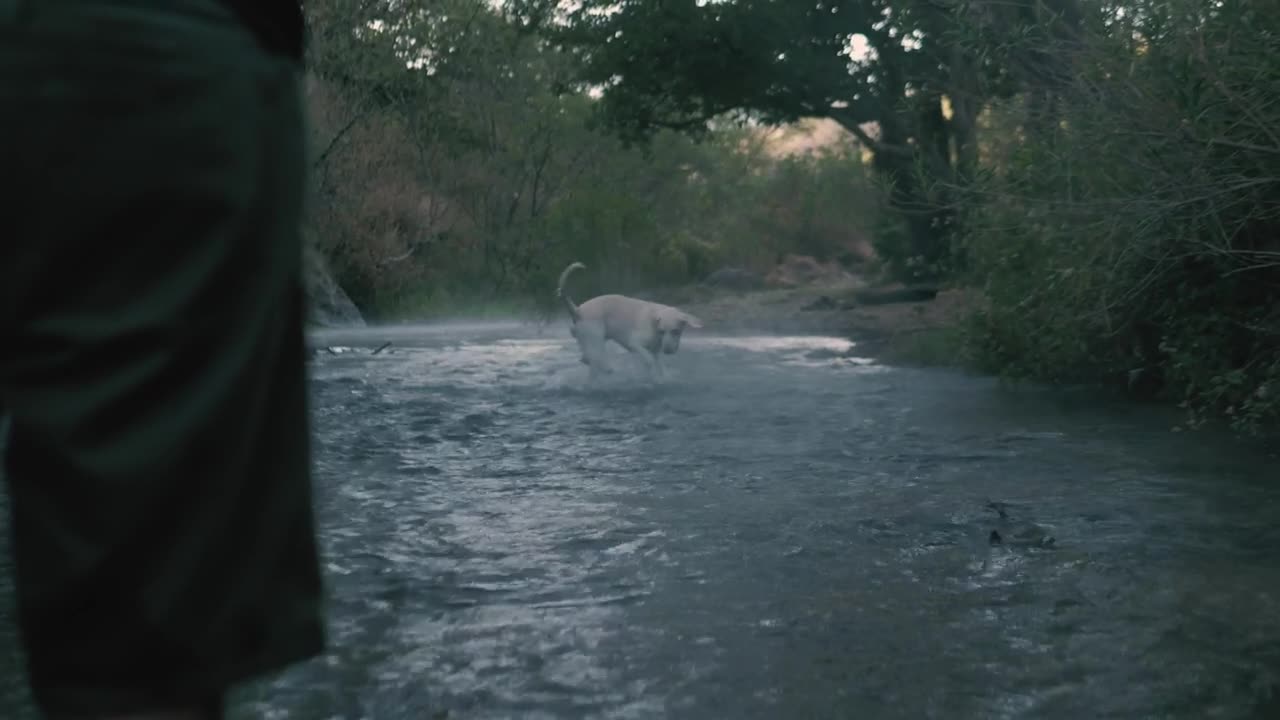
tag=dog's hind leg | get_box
[575,324,613,379]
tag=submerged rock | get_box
[989,526,1056,548]
[985,501,1056,548]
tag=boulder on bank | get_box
[703,266,766,291]
[765,254,859,288]
[304,245,367,328]
[848,284,939,306]
[800,295,839,311]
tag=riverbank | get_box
[655,281,976,367]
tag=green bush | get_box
[960,0,1280,434]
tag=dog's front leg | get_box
[587,363,607,383]
[632,347,662,383]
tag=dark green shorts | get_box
[0,0,326,715]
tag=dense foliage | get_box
[302,0,881,321]
[517,0,1004,280]
[959,0,1280,434]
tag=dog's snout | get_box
[661,328,682,354]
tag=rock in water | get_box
[984,500,1056,548]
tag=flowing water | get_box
[2,321,1278,719]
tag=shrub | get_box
[960,0,1280,434]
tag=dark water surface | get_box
[2,321,1278,719]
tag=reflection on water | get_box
[695,335,879,369]
[1,322,1277,719]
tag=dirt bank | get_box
[656,281,976,366]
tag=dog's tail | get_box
[556,261,586,323]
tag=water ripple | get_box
[9,323,1267,719]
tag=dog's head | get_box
[652,309,703,354]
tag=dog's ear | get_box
[655,312,682,333]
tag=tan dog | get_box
[557,262,704,381]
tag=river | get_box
[2,321,1278,719]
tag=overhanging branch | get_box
[312,105,374,170]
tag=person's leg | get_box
[0,1,325,717]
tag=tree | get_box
[300,0,887,319]
[510,0,1093,280]
[503,1,932,278]
[960,0,1280,433]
